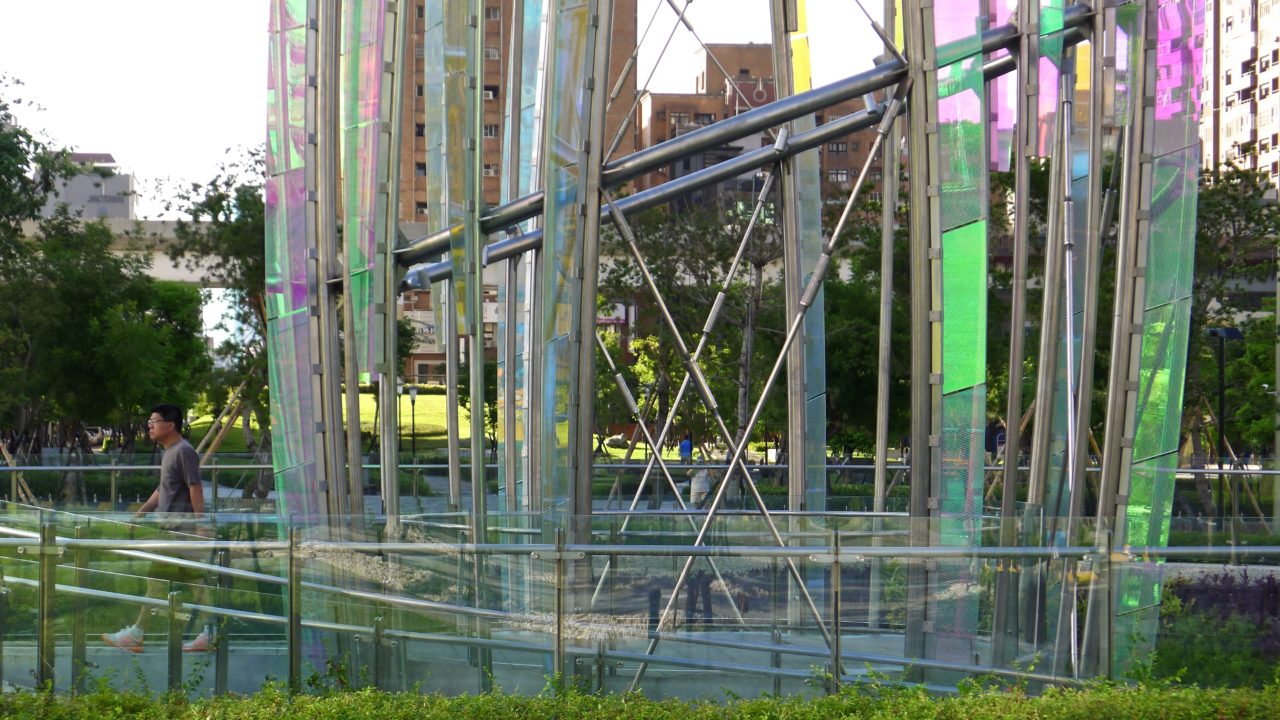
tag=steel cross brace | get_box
[590,330,747,625]
[623,156,783,511]
[623,77,911,691]
[603,187,834,692]
[588,160,784,616]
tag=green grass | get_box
[188,392,472,456]
[4,681,1279,719]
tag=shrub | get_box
[1,682,1279,719]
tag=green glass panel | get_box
[941,221,988,393]
[936,59,987,231]
[1144,147,1198,308]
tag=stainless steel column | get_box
[902,0,935,675]
[991,0,1040,667]
[871,0,901,632]
[444,282,463,508]
[313,0,350,523]
[379,0,411,535]
[769,0,810,515]
[574,0,616,541]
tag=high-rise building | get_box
[637,43,884,202]
[398,0,638,223]
[40,152,135,220]
[398,1,638,381]
[1200,0,1280,183]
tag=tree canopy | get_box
[0,79,209,453]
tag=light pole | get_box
[1207,326,1243,533]
[396,380,404,463]
[409,384,418,461]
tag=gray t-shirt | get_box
[157,439,201,514]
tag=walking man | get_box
[102,404,213,653]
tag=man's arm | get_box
[134,489,160,519]
[189,480,205,518]
[182,445,204,519]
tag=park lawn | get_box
[188,391,472,455]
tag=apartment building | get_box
[637,43,884,201]
[1200,0,1280,182]
[398,1,638,381]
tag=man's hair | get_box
[150,403,183,426]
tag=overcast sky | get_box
[0,0,883,219]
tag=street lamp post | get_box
[409,385,418,461]
[396,380,404,463]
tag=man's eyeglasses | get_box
[146,418,172,426]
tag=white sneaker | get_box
[182,630,214,653]
[102,625,144,653]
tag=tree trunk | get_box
[241,402,257,452]
[1188,415,1215,517]
[736,263,763,446]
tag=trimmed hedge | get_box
[3,683,1279,720]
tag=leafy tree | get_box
[166,151,270,450]
[599,206,763,455]
[0,209,209,451]
[1186,164,1280,455]
[593,325,639,453]
[0,84,207,455]
[456,353,498,460]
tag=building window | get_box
[483,163,499,177]
[694,112,714,125]
[483,123,499,138]
[415,163,427,176]
[417,5,424,19]
[827,169,850,184]
[739,67,750,76]
[827,142,847,153]
[483,85,499,100]
[416,84,424,97]
[851,141,860,152]
[670,111,691,125]
[485,46,500,61]
[415,202,429,215]
[415,123,425,137]
[484,6,501,20]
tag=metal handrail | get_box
[3,517,1273,696]
[7,462,1280,475]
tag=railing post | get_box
[36,522,58,689]
[167,589,183,692]
[371,612,385,689]
[595,639,606,692]
[72,524,88,693]
[554,528,565,687]
[829,529,842,693]
[215,549,230,694]
[210,457,218,513]
[0,569,8,684]
[109,459,118,510]
[770,627,782,696]
[770,556,781,696]
[287,525,302,694]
